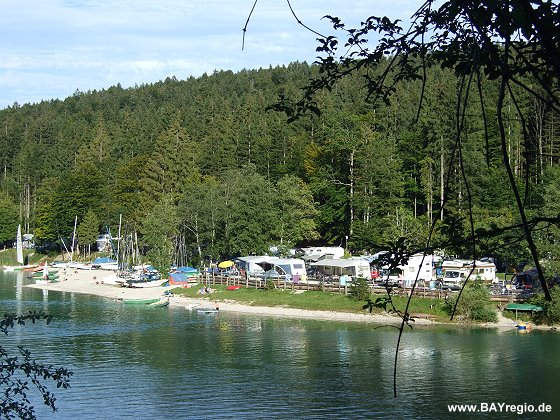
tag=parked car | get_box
[260,269,291,281]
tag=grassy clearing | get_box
[0,248,44,266]
[172,284,451,322]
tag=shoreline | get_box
[22,268,554,330]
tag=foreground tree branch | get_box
[1,312,73,419]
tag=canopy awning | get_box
[505,303,544,312]
[218,260,234,269]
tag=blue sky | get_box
[1,1,421,109]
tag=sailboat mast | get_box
[70,215,78,261]
[116,214,122,269]
[16,224,23,265]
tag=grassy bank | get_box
[172,284,451,322]
[0,248,44,266]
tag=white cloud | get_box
[0,0,422,108]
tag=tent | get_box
[169,266,199,285]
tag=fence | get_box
[190,273,523,302]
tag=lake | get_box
[1,270,558,419]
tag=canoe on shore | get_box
[148,298,170,307]
[121,298,160,305]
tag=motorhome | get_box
[376,253,439,287]
[440,259,497,289]
[398,253,437,287]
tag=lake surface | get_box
[1,271,558,419]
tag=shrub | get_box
[530,287,560,325]
[349,277,371,301]
[445,281,498,323]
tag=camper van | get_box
[440,259,497,289]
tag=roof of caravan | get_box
[441,259,495,268]
[310,258,371,268]
[236,256,279,264]
[236,256,304,265]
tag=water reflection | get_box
[1,270,559,419]
[14,270,24,313]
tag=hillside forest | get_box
[0,61,559,273]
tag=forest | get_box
[0,59,559,273]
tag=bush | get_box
[445,281,498,323]
[349,277,371,301]
[530,287,560,325]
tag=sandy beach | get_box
[24,267,529,329]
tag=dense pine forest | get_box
[0,61,559,272]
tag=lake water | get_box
[1,271,558,419]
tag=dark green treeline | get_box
[1,61,559,268]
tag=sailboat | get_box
[34,262,52,284]
[16,224,23,266]
[3,225,25,271]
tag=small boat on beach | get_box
[148,298,170,307]
[35,278,54,285]
[197,307,219,314]
[91,257,118,271]
[122,267,167,288]
[124,278,168,288]
[121,298,160,305]
[31,262,59,283]
[3,264,39,272]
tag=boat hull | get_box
[148,300,170,307]
[197,308,219,314]
[122,298,160,305]
[125,279,168,288]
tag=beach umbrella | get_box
[218,260,234,269]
